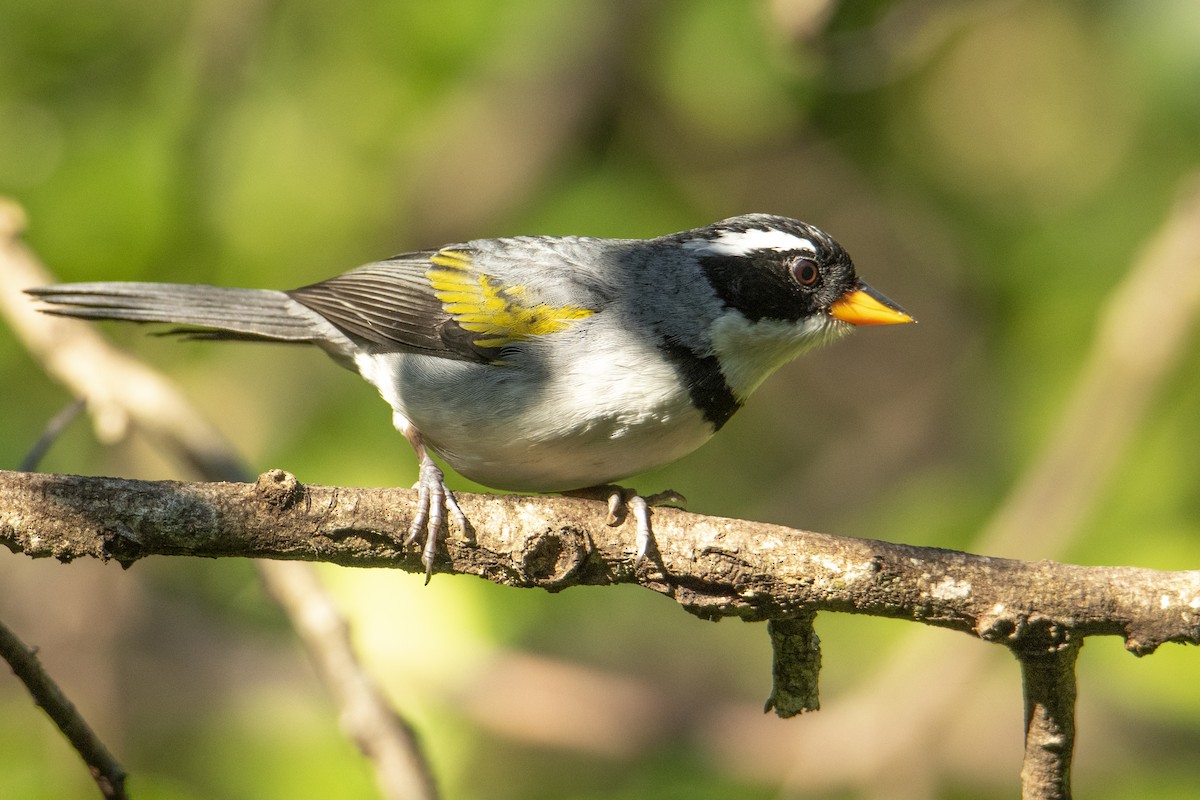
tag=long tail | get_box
[27,282,329,343]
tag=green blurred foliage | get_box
[2,0,1199,797]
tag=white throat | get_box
[710,311,850,398]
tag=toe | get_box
[406,480,432,545]
[628,495,652,566]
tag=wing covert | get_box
[288,247,598,363]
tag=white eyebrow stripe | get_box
[681,228,818,256]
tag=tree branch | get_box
[256,560,440,800]
[765,171,1200,795]
[4,468,1198,659]
[0,618,127,799]
[763,614,821,717]
[1019,641,1081,800]
[5,176,1200,798]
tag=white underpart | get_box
[350,322,713,492]
[682,228,817,257]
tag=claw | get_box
[406,456,467,583]
[397,420,469,583]
[626,494,651,566]
[569,485,687,567]
[605,490,624,526]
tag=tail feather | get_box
[27,282,324,343]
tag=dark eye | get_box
[791,258,820,286]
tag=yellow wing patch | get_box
[427,249,594,350]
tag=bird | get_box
[29,213,913,579]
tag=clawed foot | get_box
[406,457,469,583]
[568,486,687,566]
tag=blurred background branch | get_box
[0,201,438,799]
[3,1,1200,797]
[0,619,127,800]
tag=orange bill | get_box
[828,283,914,326]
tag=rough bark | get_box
[4,468,1198,659]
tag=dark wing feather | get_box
[287,250,487,362]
